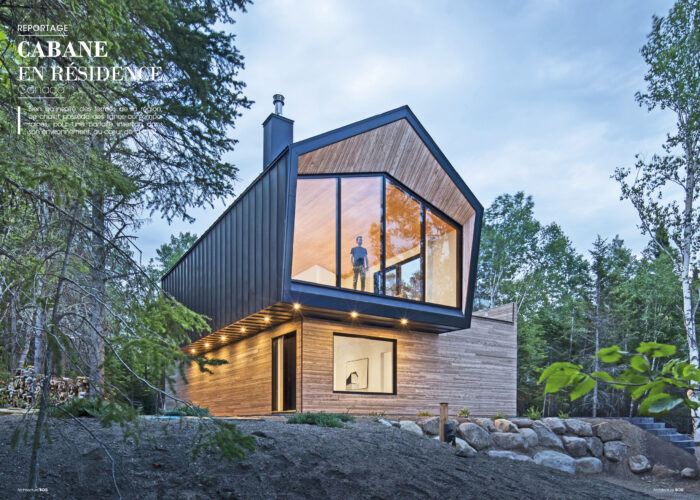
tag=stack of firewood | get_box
[3,367,89,409]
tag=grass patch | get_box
[286,411,354,428]
[162,405,211,417]
[457,408,471,418]
[417,410,434,417]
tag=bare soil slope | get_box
[0,415,651,499]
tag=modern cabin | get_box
[162,97,517,416]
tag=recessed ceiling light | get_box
[401,318,408,325]
[221,336,227,342]
[264,316,271,322]
[190,349,195,354]
[350,311,358,318]
[241,327,246,332]
[204,343,209,347]
[293,303,300,310]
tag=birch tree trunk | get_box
[87,189,106,397]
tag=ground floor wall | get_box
[301,309,516,416]
[170,320,301,416]
[169,305,517,417]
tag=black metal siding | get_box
[162,154,290,339]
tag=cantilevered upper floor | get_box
[161,101,483,351]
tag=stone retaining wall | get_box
[381,416,698,480]
[1,367,89,408]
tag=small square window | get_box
[333,334,396,394]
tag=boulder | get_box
[603,441,628,462]
[494,419,519,433]
[378,418,393,427]
[561,436,588,458]
[455,437,477,458]
[652,464,678,478]
[399,420,423,436]
[681,467,697,479]
[510,418,534,428]
[457,422,491,450]
[491,432,526,450]
[584,437,603,458]
[542,417,566,435]
[532,421,563,448]
[519,428,539,448]
[475,418,496,433]
[628,455,651,474]
[574,457,603,474]
[487,450,533,462]
[575,457,603,474]
[534,450,575,474]
[564,419,593,437]
[419,416,440,435]
[593,422,622,442]
[390,420,400,428]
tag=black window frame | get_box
[291,172,462,309]
[332,332,397,395]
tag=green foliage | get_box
[50,398,106,418]
[285,412,354,428]
[493,411,506,420]
[162,405,210,417]
[417,410,434,417]
[524,407,542,420]
[191,421,255,462]
[557,411,570,419]
[457,408,471,418]
[540,342,700,416]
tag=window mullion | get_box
[420,203,426,303]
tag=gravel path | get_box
[0,415,650,499]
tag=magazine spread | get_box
[1,1,699,498]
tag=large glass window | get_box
[291,178,336,286]
[333,334,395,394]
[385,182,421,301]
[426,209,459,307]
[340,177,381,294]
[291,174,461,308]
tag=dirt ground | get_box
[0,414,692,499]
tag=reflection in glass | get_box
[333,334,395,393]
[340,177,381,293]
[291,178,336,286]
[385,182,421,300]
[426,209,458,307]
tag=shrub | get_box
[162,405,210,417]
[50,397,105,418]
[557,410,570,419]
[493,411,506,420]
[457,408,471,418]
[417,410,434,417]
[524,407,542,420]
[369,410,386,417]
[285,411,353,428]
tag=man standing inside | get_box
[351,235,369,291]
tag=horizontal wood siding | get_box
[172,320,301,416]
[161,156,289,341]
[301,311,516,416]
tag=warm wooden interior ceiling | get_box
[297,119,475,225]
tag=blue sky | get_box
[134,0,676,265]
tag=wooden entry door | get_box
[272,332,296,412]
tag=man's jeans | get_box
[353,265,366,291]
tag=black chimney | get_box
[263,94,293,168]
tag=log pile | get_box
[2,367,89,409]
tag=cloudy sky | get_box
[134,0,676,265]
